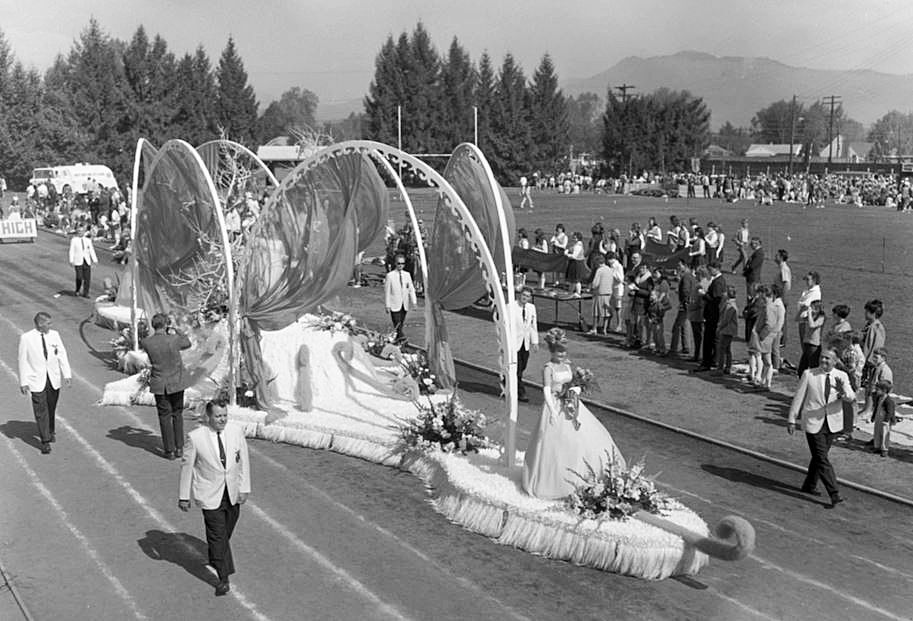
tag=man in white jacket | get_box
[68,224,99,297]
[18,312,72,454]
[384,253,418,343]
[511,287,539,401]
[179,399,250,596]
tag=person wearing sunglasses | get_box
[384,253,417,343]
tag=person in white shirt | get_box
[587,254,614,336]
[512,287,539,401]
[18,312,72,454]
[68,224,99,298]
[519,175,533,210]
[384,253,418,343]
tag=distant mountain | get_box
[562,51,913,128]
[316,98,364,122]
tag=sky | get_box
[3,0,913,117]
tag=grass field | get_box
[389,188,913,395]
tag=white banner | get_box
[0,218,37,241]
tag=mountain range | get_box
[315,50,913,129]
[562,50,913,129]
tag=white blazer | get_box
[384,269,417,312]
[510,301,539,351]
[69,234,99,266]
[179,422,250,510]
[788,367,852,434]
[18,328,72,392]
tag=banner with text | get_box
[0,218,37,241]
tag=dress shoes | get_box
[175,449,183,458]
[164,451,176,460]
[215,580,230,596]
[828,496,845,509]
[800,487,822,497]
[40,443,51,455]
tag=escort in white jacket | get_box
[179,419,251,510]
[18,323,72,393]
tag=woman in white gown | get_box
[523,328,626,500]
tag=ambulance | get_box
[29,163,120,195]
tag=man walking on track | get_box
[18,312,72,454]
[384,253,417,343]
[141,313,192,460]
[787,348,853,508]
[179,398,250,596]
[68,224,98,298]
[512,287,539,402]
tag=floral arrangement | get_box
[360,328,401,360]
[129,368,152,405]
[308,310,358,335]
[399,392,489,454]
[557,366,599,429]
[566,454,677,521]
[400,351,438,395]
[110,321,151,371]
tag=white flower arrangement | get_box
[399,392,490,454]
[566,454,679,521]
[308,310,358,334]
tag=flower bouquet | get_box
[360,329,401,360]
[307,310,358,335]
[566,454,678,521]
[399,392,490,454]
[400,351,438,395]
[557,366,599,430]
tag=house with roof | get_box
[818,136,874,163]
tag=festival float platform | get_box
[104,318,748,580]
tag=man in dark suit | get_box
[787,348,853,507]
[695,260,726,371]
[179,399,250,596]
[141,313,192,459]
[742,237,765,297]
[669,260,695,357]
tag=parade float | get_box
[100,137,755,580]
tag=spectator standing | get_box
[770,284,788,374]
[68,224,99,298]
[669,260,695,357]
[795,271,822,357]
[18,312,72,454]
[774,249,792,359]
[869,379,896,457]
[565,232,587,296]
[141,313,193,459]
[715,286,739,374]
[730,219,750,274]
[607,252,626,333]
[797,300,826,377]
[742,237,765,297]
[787,348,852,508]
[648,267,671,355]
[695,261,726,371]
[178,399,251,597]
[587,255,613,336]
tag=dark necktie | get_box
[399,271,403,287]
[41,333,48,359]
[824,374,831,402]
[217,432,226,468]
[522,305,526,322]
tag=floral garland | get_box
[307,311,358,335]
[399,392,490,454]
[566,454,678,521]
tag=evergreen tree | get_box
[567,92,602,156]
[488,53,530,183]
[473,52,496,154]
[439,37,476,149]
[528,53,568,172]
[215,36,258,145]
[402,22,441,153]
[123,28,177,146]
[172,47,219,145]
[364,35,404,145]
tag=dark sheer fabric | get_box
[239,152,389,405]
[196,139,278,205]
[426,144,515,387]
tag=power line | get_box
[614,84,636,103]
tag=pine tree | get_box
[364,35,404,145]
[123,28,177,146]
[473,52,496,154]
[215,36,258,145]
[488,53,530,183]
[528,53,568,173]
[172,47,219,145]
[402,23,441,154]
[439,37,476,150]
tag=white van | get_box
[29,163,120,195]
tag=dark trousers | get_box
[74,262,91,296]
[702,314,719,367]
[390,307,407,341]
[31,377,59,444]
[803,426,840,499]
[202,488,240,581]
[689,321,703,361]
[717,334,733,370]
[516,344,529,397]
[797,343,821,378]
[669,309,691,353]
[154,391,185,454]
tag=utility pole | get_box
[787,94,797,175]
[614,84,636,177]
[823,94,842,164]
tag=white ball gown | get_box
[523,361,626,499]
